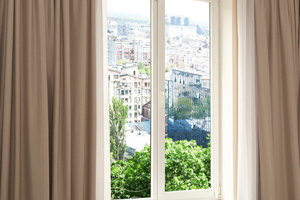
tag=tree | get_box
[111,138,211,199]
[144,66,151,76]
[138,62,151,76]
[204,95,210,116]
[167,38,171,44]
[173,97,194,120]
[117,59,131,65]
[138,62,144,69]
[110,97,129,160]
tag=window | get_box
[104,0,219,199]
[114,75,118,79]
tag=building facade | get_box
[108,66,151,123]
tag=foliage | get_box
[170,96,210,120]
[173,97,193,120]
[117,60,131,65]
[193,96,210,119]
[110,97,129,160]
[167,38,171,44]
[111,146,151,199]
[138,62,144,69]
[111,138,211,199]
[165,138,211,191]
[138,62,151,76]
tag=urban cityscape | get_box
[108,13,211,155]
[108,3,211,198]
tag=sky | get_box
[107,0,210,23]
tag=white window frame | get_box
[156,0,220,200]
[96,0,221,199]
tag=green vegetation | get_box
[173,97,194,120]
[110,97,129,160]
[111,138,211,199]
[167,38,171,44]
[169,96,210,120]
[117,60,131,65]
[138,62,150,76]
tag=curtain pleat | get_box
[255,0,300,199]
[0,1,96,200]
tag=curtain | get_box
[0,1,96,200]
[255,0,300,199]
[236,0,259,199]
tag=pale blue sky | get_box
[107,0,210,23]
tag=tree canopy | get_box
[168,96,210,120]
[111,138,211,199]
[138,62,151,76]
[110,97,129,160]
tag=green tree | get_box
[173,97,194,120]
[144,66,151,76]
[204,95,210,116]
[110,97,129,160]
[117,59,131,65]
[138,62,144,69]
[111,139,211,199]
[165,138,211,191]
[167,38,171,44]
[193,95,210,119]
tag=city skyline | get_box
[108,0,210,26]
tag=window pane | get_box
[107,0,151,199]
[164,0,211,192]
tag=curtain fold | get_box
[0,1,96,200]
[255,0,300,199]
[237,0,259,199]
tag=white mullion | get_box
[151,0,159,199]
[157,0,166,198]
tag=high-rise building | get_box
[108,66,151,123]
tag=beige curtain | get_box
[0,1,96,200]
[255,0,300,199]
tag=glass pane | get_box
[107,0,151,199]
[165,0,211,192]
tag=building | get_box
[108,36,151,66]
[107,19,118,36]
[165,15,201,37]
[165,68,210,146]
[108,64,151,123]
[167,119,210,147]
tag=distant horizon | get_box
[108,0,210,27]
[108,11,210,29]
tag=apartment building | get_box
[108,65,151,123]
